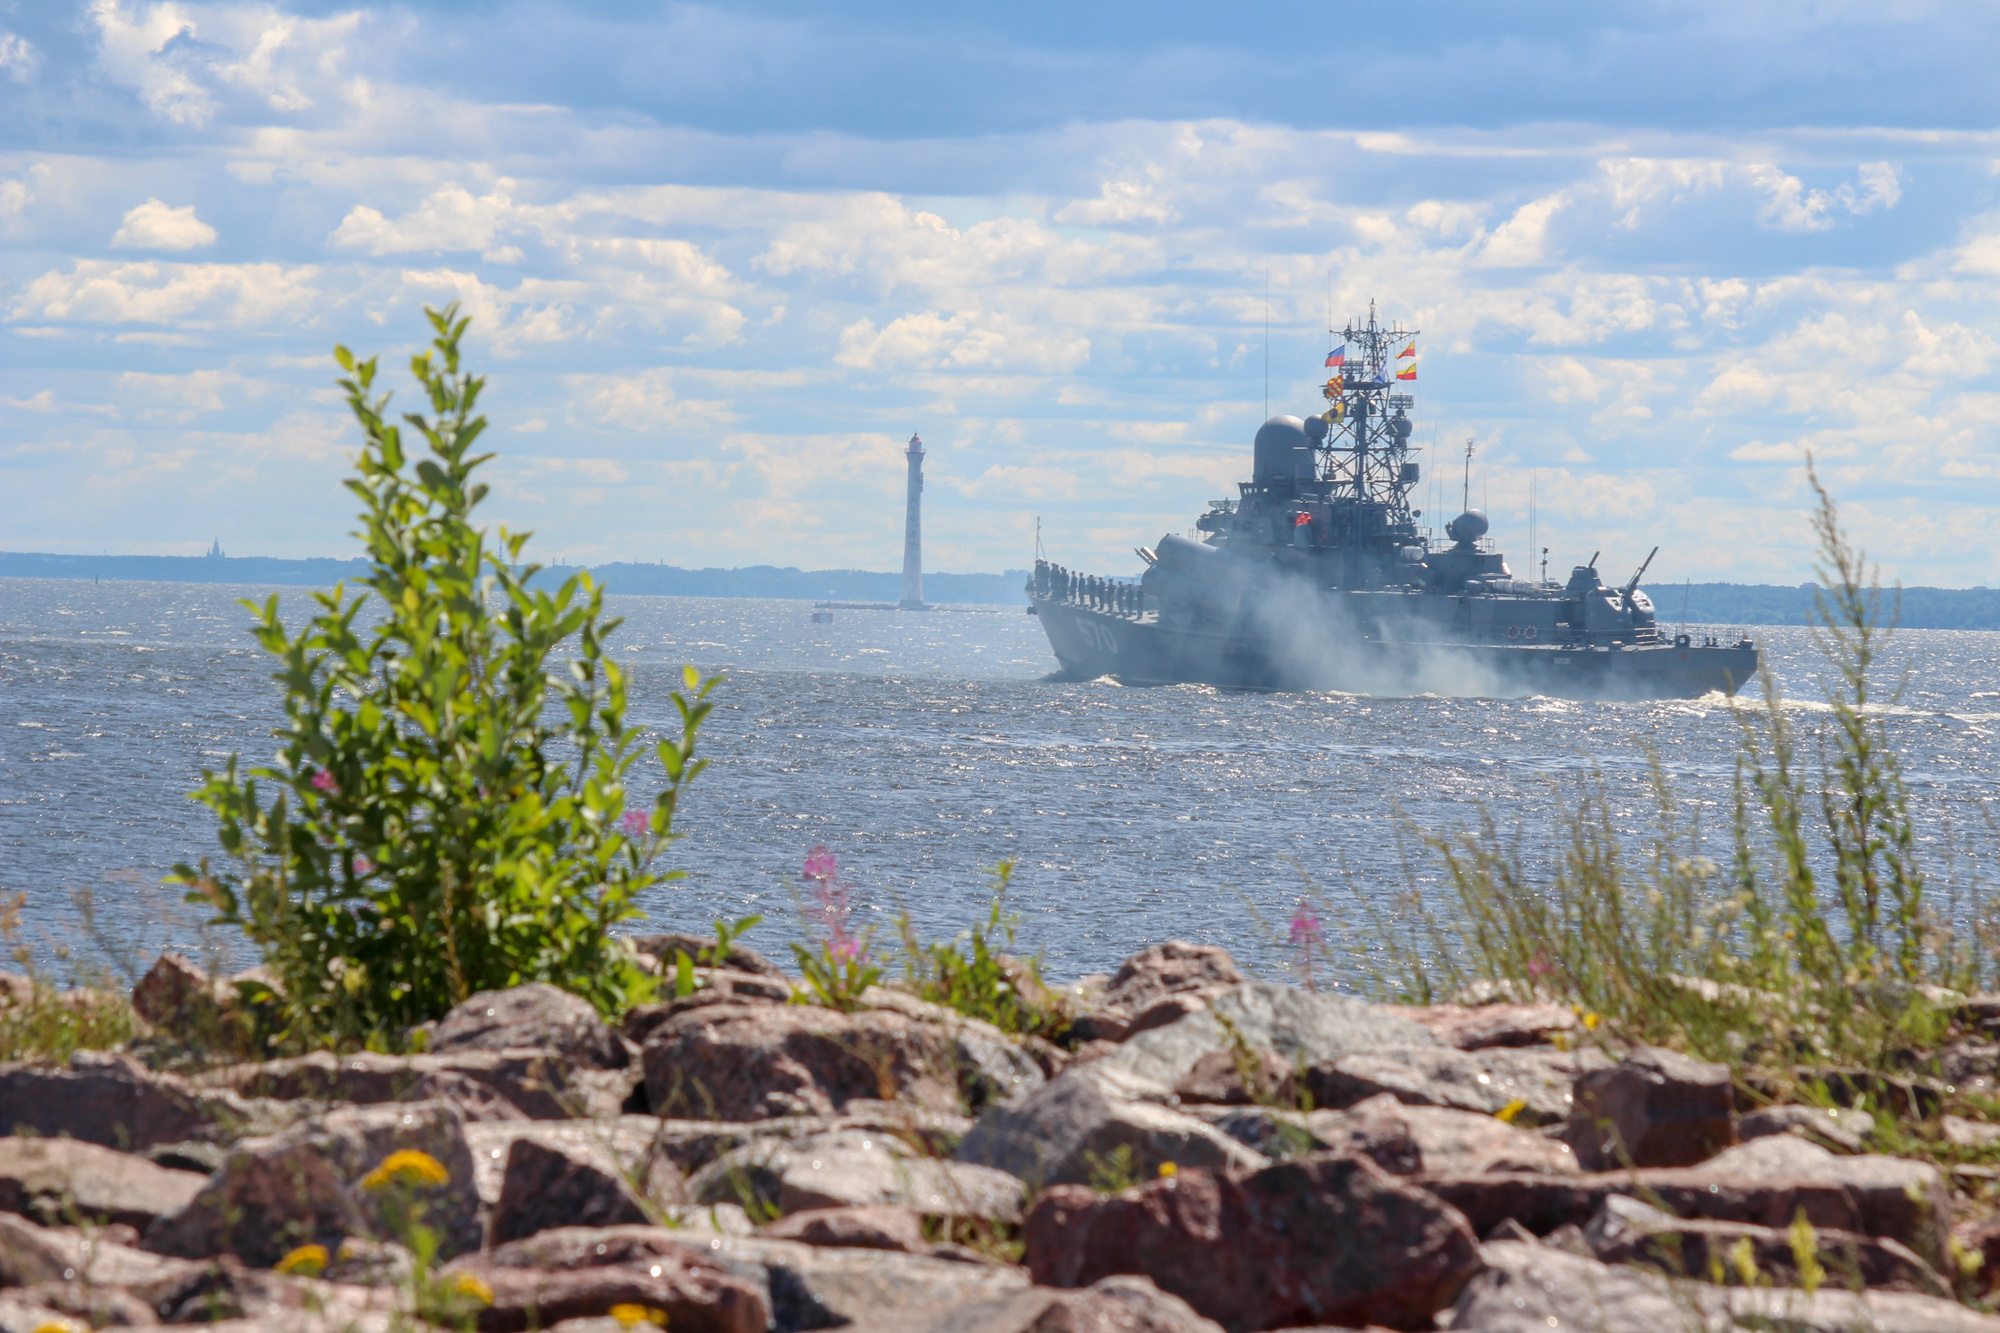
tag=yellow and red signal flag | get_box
[1395,361,1417,381]
[1396,340,1416,359]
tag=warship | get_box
[1027,305,1759,700]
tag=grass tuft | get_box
[1353,461,1998,1076]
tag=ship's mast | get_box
[1316,300,1421,530]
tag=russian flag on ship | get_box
[1324,346,1345,368]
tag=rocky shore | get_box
[8,938,2000,1333]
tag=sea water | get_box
[5,576,1999,980]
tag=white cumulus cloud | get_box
[13,259,318,326]
[564,369,736,432]
[0,31,40,81]
[331,186,519,255]
[836,309,1090,372]
[1749,162,1903,233]
[112,199,218,250]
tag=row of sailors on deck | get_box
[1034,562,1143,617]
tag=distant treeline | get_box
[1673,583,2000,631]
[8,553,1999,627]
[0,551,1033,606]
[537,562,1034,605]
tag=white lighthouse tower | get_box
[899,432,926,610]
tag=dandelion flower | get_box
[275,1243,329,1277]
[1157,1161,1178,1178]
[32,1321,84,1333]
[360,1149,449,1192]
[1494,1098,1529,1125]
[450,1273,495,1306]
[610,1304,667,1328]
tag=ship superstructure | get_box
[1027,304,1758,699]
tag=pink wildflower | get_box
[1527,951,1554,978]
[1288,897,1323,992]
[620,810,651,838]
[802,845,863,964]
[310,770,337,793]
[353,856,375,875]
[1288,900,1321,945]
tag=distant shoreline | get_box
[0,551,1033,608]
[6,551,1999,629]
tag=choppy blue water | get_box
[4,576,1999,981]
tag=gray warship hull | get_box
[1031,593,1756,701]
[1030,303,1762,702]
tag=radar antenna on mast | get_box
[1312,299,1421,531]
[1461,438,1475,513]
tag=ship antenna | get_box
[1461,437,1475,512]
[1528,469,1536,583]
[1263,268,1270,420]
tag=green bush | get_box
[173,305,716,1047]
[1359,465,1993,1072]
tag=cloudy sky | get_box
[5,1,2000,585]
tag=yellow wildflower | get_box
[1157,1161,1178,1179]
[1729,1236,1760,1286]
[449,1273,494,1306]
[1494,1098,1528,1125]
[1952,1236,1986,1278]
[1788,1212,1825,1296]
[1582,1012,1602,1031]
[361,1149,450,1192]
[275,1243,329,1277]
[610,1305,667,1328]
[32,1322,84,1333]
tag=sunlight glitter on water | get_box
[4,577,1998,978]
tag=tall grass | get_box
[0,890,140,1063]
[1360,466,1996,1071]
